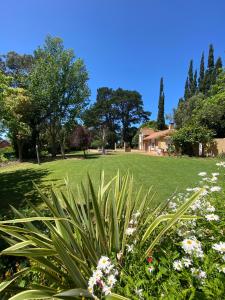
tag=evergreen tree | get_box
[204,44,215,92]
[198,52,205,92]
[188,60,194,87]
[214,57,223,79]
[207,44,214,70]
[184,77,190,100]
[193,70,198,94]
[156,77,166,130]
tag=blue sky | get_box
[1,0,225,119]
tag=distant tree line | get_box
[0,35,151,161]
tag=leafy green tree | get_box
[114,88,150,144]
[140,120,158,130]
[29,35,90,158]
[0,51,34,88]
[174,94,204,129]
[156,77,166,130]
[83,87,118,151]
[0,87,31,161]
[194,70,225,138]
[172,124,214,156]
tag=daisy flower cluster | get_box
[88,256,118,299]
[125,210,141,236]
[171,162,225,284]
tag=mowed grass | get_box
[0,152,220,213]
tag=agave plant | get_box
[0,171,202,299]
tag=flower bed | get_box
[0,163,224,299]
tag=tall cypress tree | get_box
[198,52,205,92]
[214,57,223,79]
[184,77,190,100]
[207,44,214,70]
[193,70,198,94]
[156,77,166,130]
[204,44,215,92]
[188,60,194,95]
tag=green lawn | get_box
[0,152,220,213]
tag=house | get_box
[0,139,11,149]
[139,123,175,155]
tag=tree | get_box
[69,125,91,157]
[0,87,31,162]
[198,52,205,92]
[156,77,166,130]
[114,88,150,144]
[193,70,198,94]
[194,70,225,138]
[29,35,90,158]
[172,124,214,156]
[83,87,118,150]
[174,94,204,129]
[214,57,223,79]
[204,44,215,92]
[0,51,34,88]
[184,77,190,100]
[83,87,118,153]
[188,60,194,96]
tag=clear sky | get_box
[1,0,225,119]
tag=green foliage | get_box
[193,71,225,138]
[29,35,90,158]
[84,87,150,148]
[0,171,201,299]
[176,44,223,136]
[114,165,225,299]
[172,124,214,155]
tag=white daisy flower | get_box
[198,172,207,176]
[102,285,111,295]
[182,257,192,267]
[191,267,207,279]
[205,214,220,221]
[212,172,219,176]
[126,244,134,253]
[218,266,225,273]
[182,238,198,252]
[97,256,111,270]
[212,242,225,253]
[133,211,141,219]
[107,274,117,287]
[125,227,136,235]
[210,186,221,192]
[92,269,103,280]
[206,204,215,212]
[173,260,183,271]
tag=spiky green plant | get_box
[0,171,201,299]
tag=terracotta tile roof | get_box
[143,129,175,140]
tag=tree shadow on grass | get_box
[0,168,52,215]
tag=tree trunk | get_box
[60,144,66,159]
[17,140,23,163]
[50,139,57,158]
